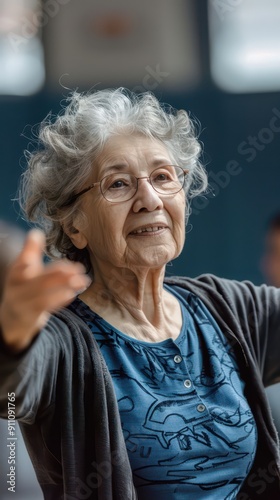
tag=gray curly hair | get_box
[19,87,208,271]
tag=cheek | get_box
[86,203,127,255]
[172,196,186,227]
[172,198,186,247]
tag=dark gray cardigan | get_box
[1,274,280,499]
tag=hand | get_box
[0,229,90,352]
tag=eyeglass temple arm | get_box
[61,182,98,207]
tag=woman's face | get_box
[71,134,186,273]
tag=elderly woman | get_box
[0,88,280,500]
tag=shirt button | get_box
[197,404,206,413]
[183,379,192,389]
[174,355,182,364]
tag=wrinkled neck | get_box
[85,263,166,325]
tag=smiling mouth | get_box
[130,226,167,235]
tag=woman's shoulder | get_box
[165,272,268,292]
[51,303,93,340]
[164,273,280,310]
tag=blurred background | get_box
[0,0,280,498]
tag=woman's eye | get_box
[154,172,171,182]
[110,179,128,189]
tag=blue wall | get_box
[1,87,280,284]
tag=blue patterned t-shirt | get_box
[69,284,257,499]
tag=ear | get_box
[64,224,88,250]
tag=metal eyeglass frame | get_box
[61,165,189,206]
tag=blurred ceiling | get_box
[0,0,45,95]
[208,0,280,93]
[1,0,280,96]
[44,0,201,92]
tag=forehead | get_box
[97,134,172,167]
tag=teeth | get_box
[132,226,164,234]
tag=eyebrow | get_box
[101,158,172,175]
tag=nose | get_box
[132,176,164,212]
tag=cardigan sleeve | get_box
[0,316,64,424]
[193,274,280,387]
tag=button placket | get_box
[172,349,194,391]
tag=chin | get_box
[134,246,179,269]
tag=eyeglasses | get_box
[63,165,189,206]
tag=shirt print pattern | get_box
[69,284,257,499]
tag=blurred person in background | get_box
[0,88,280,500]
[261,213,280,288]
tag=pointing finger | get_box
[14,229,46,277]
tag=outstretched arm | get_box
[0,229,90,421]
[0,229,89,352]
